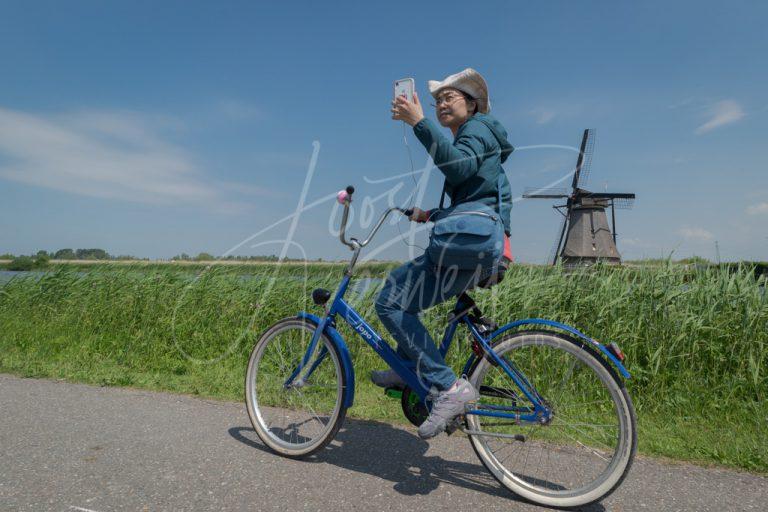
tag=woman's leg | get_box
[374,254,483,393]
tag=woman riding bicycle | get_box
[247,69,637,503]
[374,68,514,439]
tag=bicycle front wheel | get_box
[245,317,347,458]
[466,330,636,508]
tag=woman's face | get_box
[434,87,476,128]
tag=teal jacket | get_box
[412,113,514,235]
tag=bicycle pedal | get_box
[445,417,462,436]
[384,387,404,399]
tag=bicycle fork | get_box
[283,320,329,389]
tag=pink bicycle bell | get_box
[337,186,354,205]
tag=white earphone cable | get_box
[397,120,426,251]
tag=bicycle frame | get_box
[288,271,553,424]
[283,189,629,426]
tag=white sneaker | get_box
[418,377,478,439]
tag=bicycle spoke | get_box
[555,429,611,462]
[553,399,610,409]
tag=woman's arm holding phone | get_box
[391,93,484,187]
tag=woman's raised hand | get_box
[391,91,425,127]
[408,207,430,223]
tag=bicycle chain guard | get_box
[401,386,430,427]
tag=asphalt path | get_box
[1,374,766,511]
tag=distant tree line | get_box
[4,252,49,271]
[170,253,318,262]
[0,248,113,260]
[50,248,111,260]
[1,249,320,264]
[36,248,142,260]
[0,248,147,270]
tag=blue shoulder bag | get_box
[426,176,505,270]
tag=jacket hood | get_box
[472,113,514,163]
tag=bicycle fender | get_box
[296,312,356,407]
[463,318,630,379]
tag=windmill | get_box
[523,129,636,267]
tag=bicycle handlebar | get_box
[336,185,411,250]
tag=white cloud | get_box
[217,99,262,121]
[668,97,696,110]
[524,102,590,126]
[619,238,662,251]
[695,99,745,134]
[677,226,715,242]
[66,110,186,148]
[0,106,262,211]
[746,202,768,215]
[534,109,556,125]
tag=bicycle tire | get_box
[466,329,637,508]
[245,317,347,458]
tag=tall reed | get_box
[1,261,765,470]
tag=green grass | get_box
[0,261,766,473]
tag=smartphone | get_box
[394,77,415,103]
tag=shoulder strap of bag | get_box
[439,180,447,209]
[497,174,502,209]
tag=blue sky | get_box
[1,0,766,263]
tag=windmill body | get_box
[561,196,621,266]
[523,130,636,267]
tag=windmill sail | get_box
[522,187,569,198]
[571,129,595,190]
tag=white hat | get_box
[428,68,491,113]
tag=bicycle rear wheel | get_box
[245,317,347,458]
[466,330,636,508]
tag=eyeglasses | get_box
[430,94,466,108]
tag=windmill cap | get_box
[428,68,490,113]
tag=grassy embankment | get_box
[0,261,765,472]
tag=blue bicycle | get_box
[245,186,637,508]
